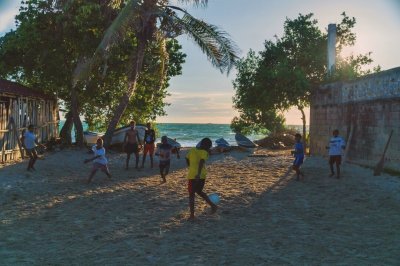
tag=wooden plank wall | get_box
[0,95,59,163]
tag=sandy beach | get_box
[1,147,399,265]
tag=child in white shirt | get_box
[84,138,112,183]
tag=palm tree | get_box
[65,0,240,147]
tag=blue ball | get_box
[208,193,220,204]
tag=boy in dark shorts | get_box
[156,136,173,183]
[21,125,45,171]
[185,137,217,221]
[327,129,346,178]
[84,138,112,183]
[292,133,305,181]
[123,121,142,169]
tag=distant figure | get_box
[327,129,346,178]
[21,125,45,171]
[156,136,173,183]
[292,133,305,181]
[84,138,112,183]
[124,120,142,170]
[185,137,217,221]
[141,122,156,168]
[172,138,181,159]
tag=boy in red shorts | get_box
[141,122,156,168]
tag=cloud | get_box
[160,91,238,123]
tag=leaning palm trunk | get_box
[66,0,238,148]
[103,38,147,147]
[298,105,307,154]
[71,84,84,146]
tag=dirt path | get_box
[1,148,399,265]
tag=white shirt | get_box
[92,145,108,165]
[328,136,345,156]
[24,131,36,149]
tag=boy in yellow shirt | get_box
[185,137,217,220]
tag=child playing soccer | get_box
[156,136,173,183]
[292,133,305,181]
[185,137,217,221]
[21,125,46,171]
[84,138,112,183]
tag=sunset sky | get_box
[1,0,399,124]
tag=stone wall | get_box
[310,67,400,173]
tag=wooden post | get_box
[9,117,24,159]
[373,130,394,176]
[343,123,354,164]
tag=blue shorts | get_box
[293,156,304,166]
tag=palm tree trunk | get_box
[103,38,147,147]
[71,84,84,147]
[59,111,73,145]
[298,105,307,154]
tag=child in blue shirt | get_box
[292,133,305,181]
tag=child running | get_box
[84,138,112,183]
[21,125,45,171]
[292,133,305,181]
[156,136,173,183]
[185,137,217,221]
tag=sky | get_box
[1,0,400,124]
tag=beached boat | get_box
[235,133,257,150]
[84,125,147,146]
[215,138,230,148]
[110,125,147,145]
[83,131,102,145]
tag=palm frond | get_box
[97,0,141,54]
[168,9,240,74]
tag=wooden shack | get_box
[0,79,59,163]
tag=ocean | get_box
[62,122,266,147]
[157,123,265,147]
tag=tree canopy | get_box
[0,0,186,141]
[231,12,379,136]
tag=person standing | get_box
[141,122,156,168]
[292,133,305,181]
[156,136,173,183]
[21,125,45,171]
[327,129,346,178]
[185,137,217,221]
[123,121,142,170]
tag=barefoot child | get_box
[292,133,305,181]
[84,138,112,183]
[124,120,142,170]
[156,136,173,183]
[185,137,217,220]
[21,125,45,171]
[141,122,156,168]
[326,129,346,178]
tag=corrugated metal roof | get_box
[0,79,56,100]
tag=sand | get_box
[1,147,399,265]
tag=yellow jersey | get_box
[186,148,209,179]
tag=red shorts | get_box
[143,143,155,155]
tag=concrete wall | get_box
[310,67,400,173]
